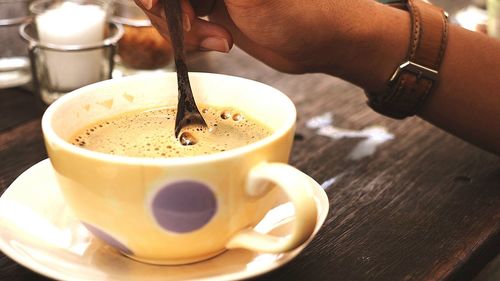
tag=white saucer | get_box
[0,159,329,281]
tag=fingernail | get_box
[200,37,229,53]
[183,13,191,32]
[140,0,153,10]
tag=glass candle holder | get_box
[0,0,32,89]
[20,0,123,105]
[112,0,173,75]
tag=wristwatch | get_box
[366,0,449,119]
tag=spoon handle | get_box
[164,0,184,62]
[163,0,206,137]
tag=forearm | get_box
[420,25,500,155]
[322,3,500,155]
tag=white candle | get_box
[35,2,107,90]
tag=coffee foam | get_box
[71,106,272,158]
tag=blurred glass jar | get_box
[112,0,172,70]
[474,0,487,9]
[0,0,32,88]
[489,0,500,38]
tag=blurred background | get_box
[0,0,498,103]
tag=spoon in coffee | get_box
[163,0,207,138]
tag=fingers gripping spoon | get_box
[163,0,207,139]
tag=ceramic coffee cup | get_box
[41,73,318,265]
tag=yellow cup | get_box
[41,73,318,265]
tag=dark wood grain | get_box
[188,47,500,281]
[0,87,42,131]
[474,255,500,281]
[0,119,47,195]
[1,0,498,280]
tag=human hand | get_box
[134,0,381,73]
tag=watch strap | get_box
[366,0,449,119]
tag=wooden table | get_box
[1,1,499,280]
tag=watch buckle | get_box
[389,61,439,83]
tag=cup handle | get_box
[226,163,318,253]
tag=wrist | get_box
[313,2,410,93]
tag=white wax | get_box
[36,2,107,90]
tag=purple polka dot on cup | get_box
[83,223,133,255]
[151,181,217,233]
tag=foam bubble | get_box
[179,132,198,146]
[220,111,231,120]
[232,113,243,121]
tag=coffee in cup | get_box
[70,106,272,157]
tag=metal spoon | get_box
[163,0,207,138]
